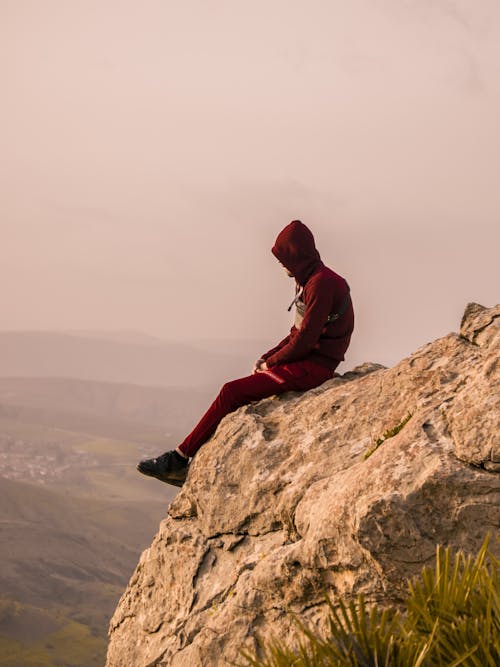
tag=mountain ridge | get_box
[0,331,262,389]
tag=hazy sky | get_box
[1,0,499,369]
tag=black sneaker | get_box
[137,450,189,486]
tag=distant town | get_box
[0,433,156,486]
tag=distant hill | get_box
[0,331,267,388]
[0,476,167,667]
[0,375,215,443]
[0,476,162,611]
[0,375,199,665]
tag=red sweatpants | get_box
[178,360,337,458]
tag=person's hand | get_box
[252,358,264,373]
[252,358,268,374]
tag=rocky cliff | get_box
[106,303,499,667]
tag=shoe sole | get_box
[136,464,187,487]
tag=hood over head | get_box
[271,220,323,286]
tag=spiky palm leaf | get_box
[238,535,499,667]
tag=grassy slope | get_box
[0,475,170,666]
[0,475,168,612]
[0,373,213,665]
[0,606,106,667]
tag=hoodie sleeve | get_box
[265,273,333,367]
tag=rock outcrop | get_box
[106,303,499,667]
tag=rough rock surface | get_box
[106,303,499,667]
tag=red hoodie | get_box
[261,220,354,370]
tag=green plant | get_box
[406,536,500,666]
[364,412,413,459]
[239,534,499,667]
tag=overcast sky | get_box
[1,0,499,369]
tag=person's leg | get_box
[177,371,287,458]
[178,360,335,458]
[137,360,335,484]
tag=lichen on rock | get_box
[106,303,500,667]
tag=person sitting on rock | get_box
[137,219,354,487]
